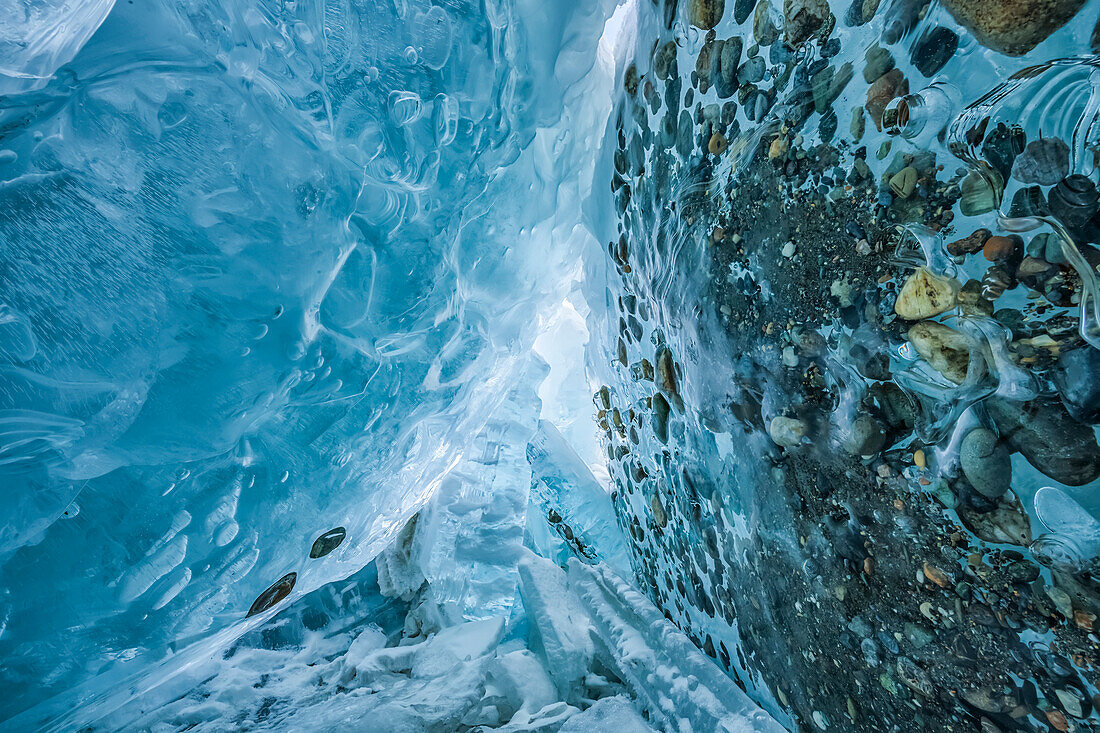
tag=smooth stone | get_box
[1012,138,1070,185]
[812,62,853,115]
[654,41,677,81]
[753,0,780,46]
[986,397,1100,486]
[960,428,1011,498]
[735,0,755,23]
[911,26,958,77]
[865,69,907,131]
[715,38,743,99]
[841,414,885,455]
[896,657,934,697]
[907,321,970,383]
[784,0,832,45]
[863,46,894,83]
[894,268,958,320]
[738,55,766,84]
[889,166,917,198]
[1052,346,1100,424]
[690,0,726,28]
[247,572,297,617]
[309,526,347,558]
[947,228,991,256]
[959,172,997,216]
[769,415,807,447]
[939,0,1087,55]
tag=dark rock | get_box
[986,397,1100,486]
[1052,346,1100,424]
[1012,138,1070,185]
[911,27,958,77]
[309,527,346,558]
[735,0,755,23]
[1049,174,1099,232]
[947,229,991,256]
[247,572,297,617]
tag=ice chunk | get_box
[568,561,785,733]
[517,551,595,703]
[558,695,656,733]
[527,420,630,570]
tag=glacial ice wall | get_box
[0,0,621,723]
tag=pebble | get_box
[958,497,1032,546]
[982,235,1022,261]
[986,397,1100,486]
[865,69,907,131]
[781,241,796,257]
[1052,345,1100,424]
[960,171,997,216]
[959,428,1011,499]
[862,45,894,83]
[785,0,832,45]
[690,0,726,29]
[947,228,990,256]
[911,27,958,77]
[1012,137,1070,184]
[309,527,347,558]
[888,166,917,198]
[896,657,934,697]
[738,55,766,84]
[247,572,298,617]
[1044,584,1074,619]
[769,415,807,447]
[907,321,970,382]
[939,0,1088,55]
[753,0,780,46]
[708,132,729,154]
[922,562,950,588]
[894,267,958,320]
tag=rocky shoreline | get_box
[596,0,1100,729]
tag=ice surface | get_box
[0,0,627,724]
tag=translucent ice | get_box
[0,0,623,723]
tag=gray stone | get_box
[959,428,1011,499]
[1051,346,1100,424]
[986,397,1100,486]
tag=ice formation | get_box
[4,0,1100,730]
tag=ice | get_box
[0,0,624,723]
[527,420,630,570]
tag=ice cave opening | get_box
[3,0,1100,731]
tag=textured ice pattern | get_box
[0,0,621,723]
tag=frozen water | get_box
[0,0,636,725]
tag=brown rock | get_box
[1046,709,1069,732]
[865,68,908,131]
[784,0,832,45]
[708,132,728,155]
[690,0,726,29]
[923,562,951,588]
[983,234,1022,261]
[940,0,1087,56]
[947,228,991,256]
